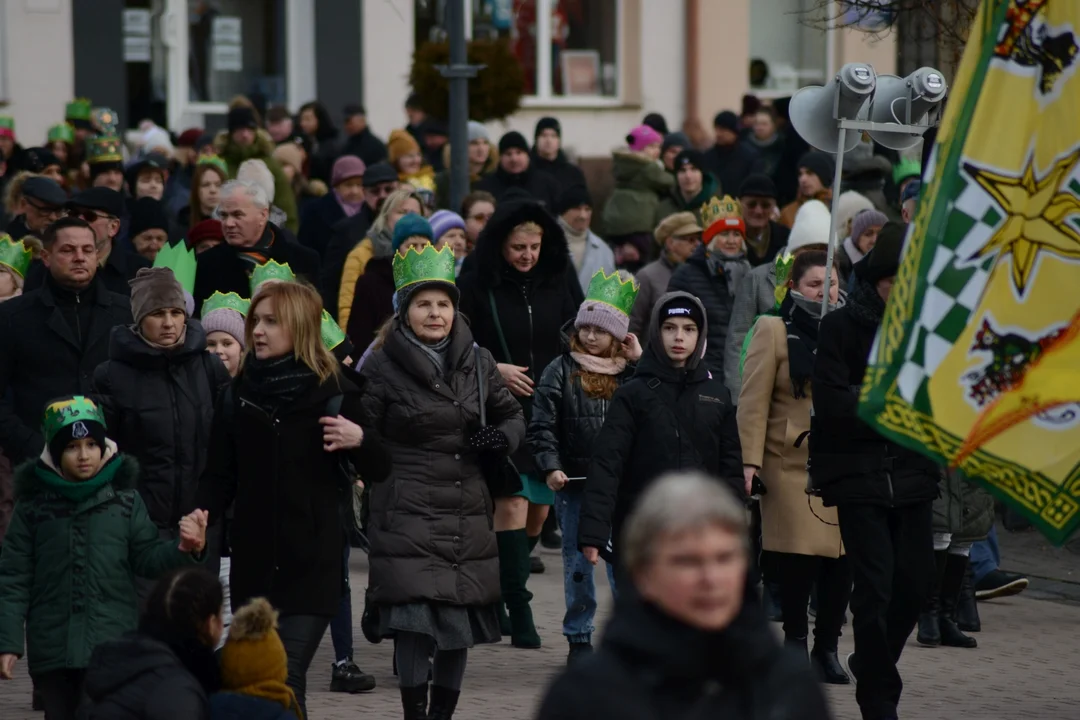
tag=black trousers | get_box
[278,613,332,718]
[34,668,86,720]
[837,501,934,720]
[772,552,851,650]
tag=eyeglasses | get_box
[468,212,493,223]
[27,201,66,218]
[742,199,776,210]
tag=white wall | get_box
[362,0,414,140]
[0,0,74,145]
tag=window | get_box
[414,0,621,104]
[186,0,287,106]
[749,0,832,98]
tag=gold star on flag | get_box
[964,148,1080,294]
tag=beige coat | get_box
[738,316,843,558]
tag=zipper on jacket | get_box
[520,285,535,375]
[886,471,895,506]
[74,291,82,345]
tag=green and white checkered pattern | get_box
[895,147,996,405]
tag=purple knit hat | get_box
[575,301,630,341]
[627,124,664,152]
[331,155,366,187]
[429,209,466,243]
[202,308,246,349]
[850,208,889,243]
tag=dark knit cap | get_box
[799,151,836,188]
[195,133,216,152]
[855,221,905,284]
[713,111,739,132]
[177,128,203,148]
[48,410,107,468]
[535,117,561,138]
[126,153,169,191]
[659,295,704,329]
[392,213,434,253]
[18,147,62,174]
[673,149,705,173]
[129,267,187,324]
[557,184,592,215]
[362,162,398,187]
[739,173,777,199]
[498,131,530,155]
[642,113,669,136]
[129,197,170,238]
[89,161,124,179]
[227,106,258,133]
[188,219,224,249]
[662,132,689,154]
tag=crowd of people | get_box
[0,92,1031,720]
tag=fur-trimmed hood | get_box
[14,440,137,500]
[467,199,569,289]
[214,128,278,164]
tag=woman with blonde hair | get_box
[337,186,425,326]
[196,281,390,716]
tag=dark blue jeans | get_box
[330,542,353,662]
[969,524,1000,584]
[554,490,616,643]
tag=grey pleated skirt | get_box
[377,601,502,650]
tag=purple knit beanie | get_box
[575,300,631,342]
[331,155,366,187]
[627,124,664,152]
[850,208,889,242]
[202,308,247,349]
[429,209,466,243]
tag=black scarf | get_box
[240,353,320,413]
[780,291,823,399]
[848,274,887,329]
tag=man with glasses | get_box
[739,174,790,267]
[320,162,399,318]
[66,187,149,296]
[6,176,67,242]
[629,211,702,336]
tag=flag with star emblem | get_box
[858,0,1080,544]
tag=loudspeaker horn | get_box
[868,67,948,150]
[789,63,877,154]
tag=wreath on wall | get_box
[409,39,526,122]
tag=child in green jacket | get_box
[0,396,208,719]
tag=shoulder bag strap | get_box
[486,290,514,365]
[474,344,487,427]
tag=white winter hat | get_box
[834,190,875,241]
[237,159,276,203]
[787,200,832,252]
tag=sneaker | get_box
[330,661,377,693]
[567,642,593,666]
[974,570,1028,600]
[844,652,858,685]
[530,555,546,574]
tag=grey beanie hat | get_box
[129,267,187,325]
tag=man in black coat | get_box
[809,223,938,720]
[739,174,790,267]
[579,291,742,567]
[530,117,587,200]
[475,132,561,211]
[703,111,764,207]
[0,217,133,464]
[193,179,319,312]
[340,104,388,167]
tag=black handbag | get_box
[474,344,522,499]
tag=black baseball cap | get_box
[68,187,126,218]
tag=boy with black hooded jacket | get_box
[579,291,743,570]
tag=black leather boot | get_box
[956,561,981,632]
[784,635,809,663]
[429,685,461,720]
[497,529,541,648]
[940,553,978,648]
[811,645,851,685]
[400,684,430,720]
[917,551,946,646]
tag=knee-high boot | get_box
[917,551,947,646]
[496,529,541,648]
[939,553,978,648]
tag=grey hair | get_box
[621,472,749,573]
[219,179,270,211]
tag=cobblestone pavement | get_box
[3,539,1080,719]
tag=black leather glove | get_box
[469,426,509,454]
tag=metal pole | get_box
[447,0,469,214]
[821,127,847,317]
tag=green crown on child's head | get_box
[201,291,250,318]
[197,154,229,176]
[43,396,106,444]
[392,244,456,293]
[250,260,296,295]
[321,310,347,350]
[47,123,75,145]
[584,269,640,317]
[66,99,92,122]
[0,117,13,133]
[87,135,123,164]
[774,251,795,308]
[0,234,33,279]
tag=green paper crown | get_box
[42,396,106,444]
[893,157,922,185]
[250,260,296,295]
[201,291,250,318]
[774,251,795,308]
[321,310,347,350]
[66,99,92,122]
[197,154,229,176]
[0,234,33,279]
[153,240,197,293]
[584,269,640,317]
[393,244,456,293]
[92,107,119,134]
[0,116,13,132]
[47,123,75,144]
[87,135,123,164]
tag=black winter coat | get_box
[360,317,525,606]
[809,301,939,507]
[0,276,132,463]
[341,128,388,167]
[192,224,320,314]
[297,192,347,258]
[528,331,635,487]
[579,292,743,555]
[195,372,391,616]
[667,245,740,380]
[529,149,588,200]
[536,586,831,720]
[345,256,395,353]
[320,205,375,319]
[457,200,580,475]
[93,320,231,527]
[475,165,562,211]
[701,141,764,201]
[79,634,212,720]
